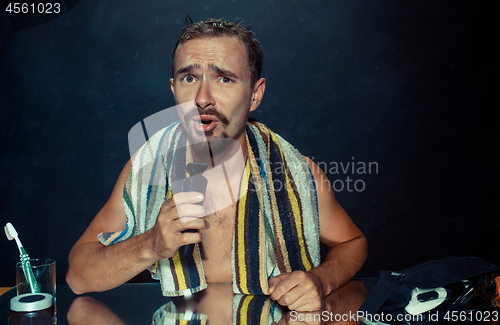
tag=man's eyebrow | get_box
[208,63,239,79]
[175,64,200,77]
[174,63,239,80]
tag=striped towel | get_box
[98,119,320,296]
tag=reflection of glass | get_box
[9,293,55,325]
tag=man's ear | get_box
[250,78,266,112]
[170,78,175,96]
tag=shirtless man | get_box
[66,18,367,312]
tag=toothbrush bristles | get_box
[4,225,14,241]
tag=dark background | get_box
[1,0,498,286]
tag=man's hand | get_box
[149,191,210,260]
[66,188,211,294]
[268,270,325,311]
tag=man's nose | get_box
[195,80,215,109]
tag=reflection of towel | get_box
[151,301,208,325]
[98,119,320,296]
[151,294,282,325]
[232,294,282,325]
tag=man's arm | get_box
[66,160,209,295]
[268,157,367,311]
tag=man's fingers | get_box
[159,192,207,223]
[268,271,324,311]
[177,203,208,222]
[268,272,292,296]
[178,218,210,232]
[163,219,209,249]
[284,290,309,311]
[178,231,205,246]
[276,284,303,309]
[268,272,290,294]
[282,284,324,311]
[276,284,322,312]
[162,192,204,210]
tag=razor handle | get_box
[181,163,208,233]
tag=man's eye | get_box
[182,75,195,83]
[220,77,232,84]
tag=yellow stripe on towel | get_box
[172,253,187,291]
[271,132,312,271]
[258,209,268,294]
[259,297,273,325]
[239,295,254,325]
[194,245,204,286]
[237,163,251,294]
[266,132,291,273]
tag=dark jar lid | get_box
[10,293,53,312]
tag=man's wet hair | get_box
[172,17,264,88]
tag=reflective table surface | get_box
[0,279,376,324]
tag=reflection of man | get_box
[67,280,367,324]
[66,18,367,312]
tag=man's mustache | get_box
[184,107,229,126]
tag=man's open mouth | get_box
[193,115,220,132]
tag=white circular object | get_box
[10,293,53,312]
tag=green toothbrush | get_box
[4,222,41,293]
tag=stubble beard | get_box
[190,129,231,160]
[182,108,233,160]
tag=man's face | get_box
[170,36,264,150]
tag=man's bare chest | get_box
[199,201,236,282]
[200,200,236,254]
